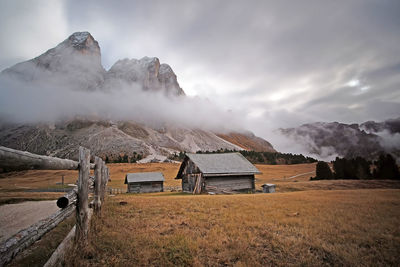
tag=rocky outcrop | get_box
[1,32,106,91]
[1,32,184,96]
[104,57,184,95]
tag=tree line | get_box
[169,149,317,165]
[312,154,400,180]
[105,152,143,164]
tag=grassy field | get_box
[1,163,400,266]
[65,189,400,266]
[1,162,399,204]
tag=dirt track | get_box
[0,200,59,243]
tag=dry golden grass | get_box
[0,170,79,191]
[66,189,400,266]
[2,163,400,266]
[255,163,316,184]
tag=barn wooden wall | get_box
[182,159,202,192]
[205,175,255,192]
[128,182,163,193]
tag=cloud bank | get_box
[0,0,399,157]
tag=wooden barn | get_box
[124,172,165,193]
[175,153,261,194]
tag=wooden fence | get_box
[0,146,109,266]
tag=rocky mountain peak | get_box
[105,56,185,96]
[62,31,100,54]
[1,32,184,95]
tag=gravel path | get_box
[0,200,59,243]
[286,171,315,179]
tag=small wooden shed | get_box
[124,172,165,193]
[262,183,276,193]
[175,153,261,194]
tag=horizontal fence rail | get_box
[0,146,95,171]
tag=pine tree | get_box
[313,161,333,180]
[374,154,400,179]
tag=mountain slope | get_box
[280,118,400,160]
[0,119,275,162]
[216,132,275,152]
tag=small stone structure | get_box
[262,183,276,193]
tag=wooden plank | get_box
[0,204,75,266]
[75,147,90,245]
[93,157,102,214]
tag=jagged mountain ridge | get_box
[104,57,185,95]
[0,31,275,160]
[280,118,400,160]
[1,32,184,96]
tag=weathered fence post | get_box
[93,157,102,214]
[101,161,107,202]
[75,147,90,244]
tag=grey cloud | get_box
[0,0,399,152]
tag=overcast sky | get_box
[0,0,399,132]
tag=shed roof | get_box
[262,183,275,187]
[125,172,165,184]
[177,153,261,178]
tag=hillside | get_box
[280,118,400,160]
[0,119,274,162]
[216,132,275,152]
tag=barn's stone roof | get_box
[182,153,261,177]
[125,172,165,184]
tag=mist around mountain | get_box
[1,31,398,163]
[280,118,400,161]
[0,32,275,160]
